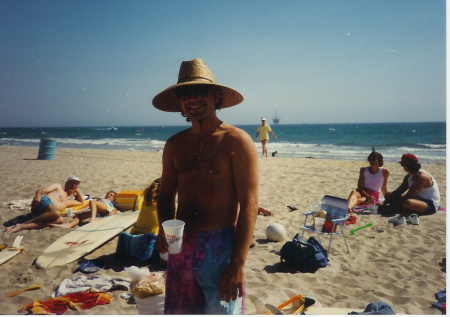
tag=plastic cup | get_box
[310,203,321,212]
[66,208,73,217]
[371,205,379,214]
[161,220,185,254]
[314,217,325,232]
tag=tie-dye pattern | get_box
[164,226,244,314]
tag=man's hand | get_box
[155,229,169,254]
[218,263,245,303]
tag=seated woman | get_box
[347,148,390,213]
[51,190,117,228]
[130,178,161,235]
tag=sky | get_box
[0,0,446,127]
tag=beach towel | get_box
[19,289,112,314]
[116,232,157,263]
[52,275,130,297]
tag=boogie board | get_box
[36,211,139,268]
[0,236,23,266]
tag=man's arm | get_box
[218,131,259,302]
[255,127,260,139]
[155,139,178,254]
[380,168,390,196]
[403,173,426,200]
[67,189,85,207]
[270,130,278,140]
[385,175,409,204]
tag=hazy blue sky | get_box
[1,0,446,127]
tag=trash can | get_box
[37,138,56,160]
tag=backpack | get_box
[280,234,328,273]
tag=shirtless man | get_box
[5,176,85,233]
[384,154,440,225]
[152,59,259,314]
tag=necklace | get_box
[196,141,203,166]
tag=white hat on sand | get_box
[67,176,80,183]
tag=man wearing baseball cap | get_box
[255,117,278,157]
[5,176,85,233]
[383,154,440,225]
[153,59,258,314]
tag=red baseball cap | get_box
[398,153,418,165]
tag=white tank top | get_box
[408,169,440,210]
[364,167,385,192]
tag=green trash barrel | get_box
[37,138,56,160]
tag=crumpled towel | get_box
[52,275,130,297]
[349,301,395,315]
[19,289,112,315]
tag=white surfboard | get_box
[36,211,139,268]
[0,235,23,266]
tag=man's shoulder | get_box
[166,128,192,142]
[221,123,251,138]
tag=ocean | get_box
[0,122,446,163]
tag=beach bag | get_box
[280,234,328,273]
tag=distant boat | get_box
[108,127,118,131]
[272,112,280,125]
[329,126,335,131]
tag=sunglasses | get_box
[176,85,213,100]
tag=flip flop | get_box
[287,206,298,212]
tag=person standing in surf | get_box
[255,117,278,157]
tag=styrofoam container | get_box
[135,293,165,314]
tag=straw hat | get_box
[152,58,244,112]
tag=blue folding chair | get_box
[299,195,350,255]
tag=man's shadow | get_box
[4,213,33,227]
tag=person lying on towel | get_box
[4,176,85,233]
[50,190,117,229]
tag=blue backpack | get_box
[280,234,328,273]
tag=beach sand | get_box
[0,146,446,315]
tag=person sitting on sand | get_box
[384,153,440,225]
[130,177,162,235]
[5,176,85,233]
[347,148,389,213]
[51,190,118,229]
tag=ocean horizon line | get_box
[0,120,445,129]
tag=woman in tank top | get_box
[347,148,390,213]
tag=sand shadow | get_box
[77,251,164,273]
[4,213,33,227]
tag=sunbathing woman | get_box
[51,190,117,228]
[347,148,390,213]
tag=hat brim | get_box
[152,82,244,112]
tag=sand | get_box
[0,146,446,315]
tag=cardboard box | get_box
[116,190,144,211]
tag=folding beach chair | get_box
[299,195,350,255]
